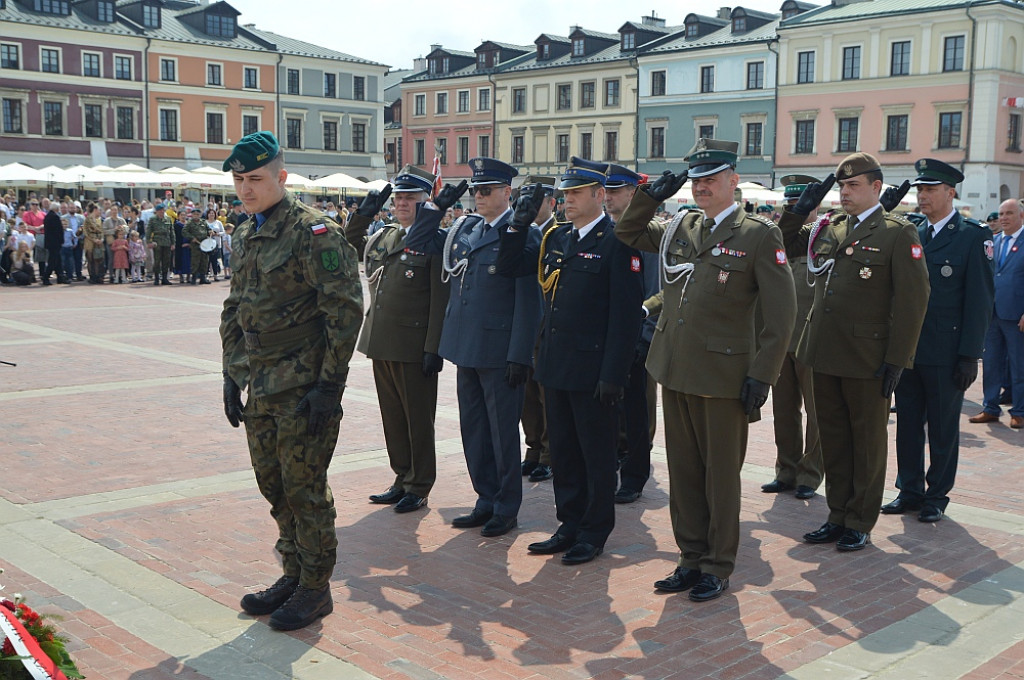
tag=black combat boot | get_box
[240,575,298,616]
[268,584,333,631]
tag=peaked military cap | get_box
[605,164,645,188]
[835,152,882,181]
[469,157,518,186]
[558,156,608,190]
[685,138,738,178]
[390,164,435,193]
[911,158,964,187]
[522,175,556,196]
[780,174,821,200]
[223,131,280,173]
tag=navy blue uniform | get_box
[499,215,643,548]
[894,212,994,511]
[405,206,542,518]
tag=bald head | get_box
[998,199,1023,235]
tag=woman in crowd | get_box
[9,240,35,286]
[205,208,224,281]
[82,203,105,284]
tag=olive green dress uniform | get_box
[616,191,796,579]
[146,212,175,282]
[346,213,449,498]
[778,197,929,534]
[221,191,363,590]
[183,216,210,281]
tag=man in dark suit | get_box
[778,153,930,552]
[971,198,1024,428]
[498,158,643,565]
[346,165,449,514]
[42,199,65,285]
[762,175,824,501]
[615,140,797,601]
[404,158,543,538]
[884,159,994,522]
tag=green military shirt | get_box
[182,217,208,245]
[146,215,175,247]
[220,192,363,397]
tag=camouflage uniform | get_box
[146,214,175,281]
[183,217,210,281]
[220,192,363,589]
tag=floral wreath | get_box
[0,569,83,680]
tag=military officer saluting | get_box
[761,175,825,500]
[498,158,644,564]
[884,159,994,522]
[404,157,543,539]
[220,131,363,630]
[146,202,175,286]
[345,165,449,514]
[615,139,797,601]
[779,153,930,552]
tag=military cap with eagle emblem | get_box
[911,158,964,187]
[468,157,518,186]
[780,174,822,200]
[834,152,882,181]
[222,131,280,173]
[558,156,608,190]
[685,138,738,178]
[390,164,436,193]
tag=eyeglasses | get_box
[469,186,497,197]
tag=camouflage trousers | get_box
[244,384,340,589]
[152,246,172,280]
[191,248,209,279]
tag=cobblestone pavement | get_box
[2,279,1023,680]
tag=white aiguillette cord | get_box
[363,227,388,285]
[806,214,836,289]
[659,209,696,306]
[441,214,470,282]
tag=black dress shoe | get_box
[761,480,794,493]
[836,529,870,551]
[999,390,1013,405]
[528,464,553,482]
[240,575,298,615]
[689,573,729,602]
[452,508,492,528]
[654,566,702,592]
[614,488,641,504]
[528,533,575,554]
[369,486,404,504]
[880,497,921,514]
[918,506,943,523]
[268,584,333,631]
[481,514,517,537]
[795,485,816,499]
[394,493,427,513]
[521,460,538,476]
[803,522,846,544]
[561,542,602,565]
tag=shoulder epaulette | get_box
[886,213,913,227]
[748,213,776,228]
[962,217,985,228]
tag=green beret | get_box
[223,131,280,173]
[987,211,999,221]
[835,153,881,181]
[231,199,243,206]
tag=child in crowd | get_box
[60,216,77,284]
[128,230,147,283]
[110,226,129,283]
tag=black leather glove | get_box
[357,185,392,218]
[594,381,624,407]
[512,185,546,228]
[505,362,530,389]
[739,377,770,416]
[222,374,244,428]
[953,357,979,392]
[641,170,688,203]
[880,180,911,213]
[434,180,469,211]
[791,173,837,216]
[875,363,904,399]
[422,352,444,377]
[295,381,341,437]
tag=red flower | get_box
[0,599,14,611]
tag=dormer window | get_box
[205,13,235,38]
[782,8,798,19]
[686,21,698,38]
[733,16,746,31]
[621,31,635,50]
[97,0,114,22]
[34,0,70,15]
[572,38,584,57]
[478,52,486,67]
[429,59,438,74]
[142,3,159,27]
[443,57,449,72]
[537,43,550,60]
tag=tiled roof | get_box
[245,27,385,65]
[536,33,571,44]
[2,0,143,37]
[781,0,1010,25]
[644,18,780,54]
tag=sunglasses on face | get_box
[469,186,497,197]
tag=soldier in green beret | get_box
[145,203,175,286]
[778,152,930,552]
[219,131,363,631]
[182,209,210,284]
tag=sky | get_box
[235,0,789,72]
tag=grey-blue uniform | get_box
[498,157,643,556]
[892,160,994,517]
[404,157,543,525]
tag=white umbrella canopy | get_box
[0,162,46,185]
[363,179,391,192]
[311,172,367,191]
[284,172,315,191]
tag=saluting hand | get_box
[434,181,469,212]
[358,185,393,218]
[739,377,770,415]
[880,180,912,212]
[295,381,341,437]
[792,174,837,216]
[512,186,546,228]
[642,170,688,203]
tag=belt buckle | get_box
[243,330,260,350]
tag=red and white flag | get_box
[431,145,443,199]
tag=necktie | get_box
[999,237,1012,268]
[468,221,489,248]
[923,225,933,245]
[848,215,859,233]
[566,228,579,254]
[700,217,715,245]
